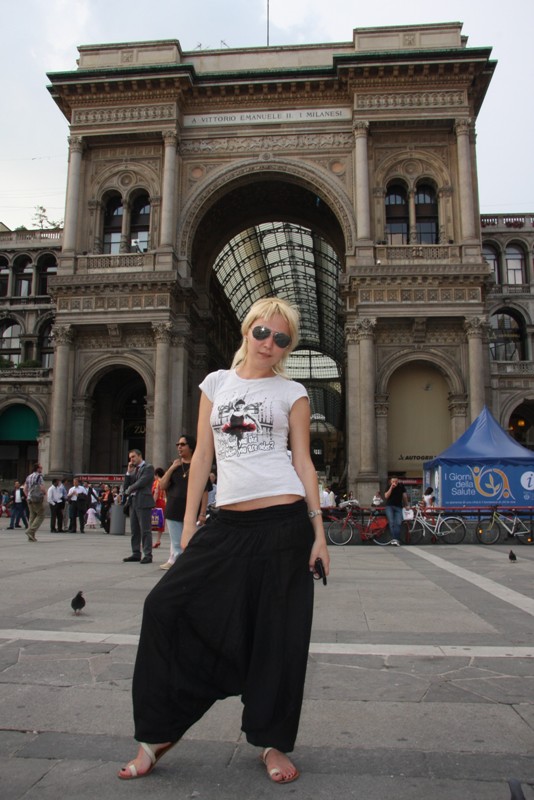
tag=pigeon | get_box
[71,591,85,615]
[508,778,526,800]
[509,550,517,562]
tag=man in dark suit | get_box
[122,448,155,564]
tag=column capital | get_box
[464,315,488,338]
[72,396,92,419]
[353,120,370,138]
[346,317,376,343]
[51,324,74,345]
[68,136,85,154]
[162,129,178,147]
[375,394,389,417]
[448,394,468,417]
[152,321,174,343]
[454,118,473,137]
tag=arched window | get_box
[36,254,58,296]
[415,183,438,244]
[483,244,500,283]
[103,195,123,254]
[505,244,526,285]
[13,257,32,297]
[489,311,525,361]
[0,322,22,366]
[130,193,151,252]
[40,322,54,369]
[385,184,408,244]
[0,257,9,298]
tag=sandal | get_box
[260,747,300,784]
[153,541,161,548]
[117,741,175,780]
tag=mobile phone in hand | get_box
[314,557,327,586]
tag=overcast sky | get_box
[1,0,532,229]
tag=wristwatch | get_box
[308,509,322,519]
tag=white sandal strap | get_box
[140,742,157,765]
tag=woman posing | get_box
[118,297,329,785]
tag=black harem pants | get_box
[132,499,315,753]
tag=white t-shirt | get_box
[199,369,309,506]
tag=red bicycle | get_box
[325,501,396,546]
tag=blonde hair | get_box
[231,296,300,377]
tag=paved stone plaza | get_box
[1,527,534,799]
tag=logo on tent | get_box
[470,466,514,501]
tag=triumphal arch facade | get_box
[45,22,495,497]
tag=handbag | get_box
[402,507,414,521]
[151,507,164,529]
[122,496,131,516]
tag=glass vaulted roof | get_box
[212,221,344,428]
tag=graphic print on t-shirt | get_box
[214,394,275,458]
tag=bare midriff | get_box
[221,494,303,512]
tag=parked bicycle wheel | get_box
[327,519,355,546]
[438,516,466,544]
[401,520,424,545]
[515,526,534,545]
[476,520,501,545]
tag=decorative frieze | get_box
[180,132,353,155]
[356,91,465,111]
[73,104,176,126]
[358,286,482,304]
[54,294,171,313]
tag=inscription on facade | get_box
[183,107,352,127]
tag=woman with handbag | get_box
[118,296,329,785]
[151,468,166,547]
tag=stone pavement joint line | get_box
[406,546,534,617]
[1,629,534,658]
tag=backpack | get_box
[28,482,43,503]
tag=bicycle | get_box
[402,505,467,545]
[325,501,396,547]
[476,506,534,545]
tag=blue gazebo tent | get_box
[423,406,534,507]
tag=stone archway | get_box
[88,367,148,473]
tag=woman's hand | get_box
[180,520,198,551]
[309,536,330,576]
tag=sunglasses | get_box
[176,442,188,447]
[251,325,291,349]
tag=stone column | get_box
[160,130,178,248]
[169,331,189,451]
[355,318,378,475]
[345,322,360,495]
[89,199,103,253]
[152,322,172,468]
[72,397,93,473]
[49,324,74,475]
[353,121,371,241]
[448,395,469,441]
[375,395,389,485]
[438,185,452,243]
[62,137,84,252]
[464,316,487,420]
[408,189,417,243]
[455,119,477,242]
[119,199,132,253]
